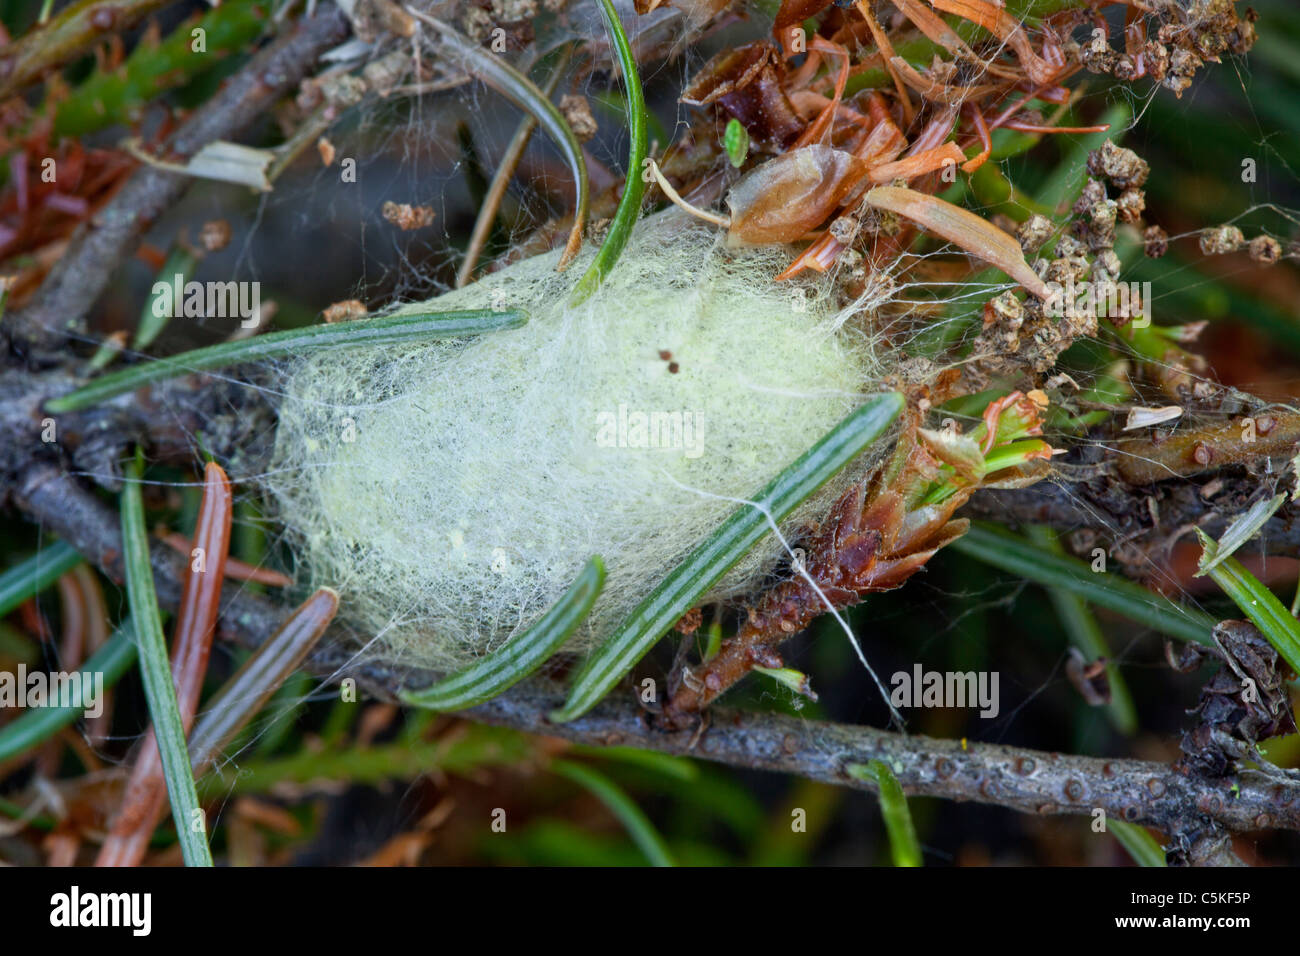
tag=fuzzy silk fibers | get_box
[265,215,891,673]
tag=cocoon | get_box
[264,214,894,672]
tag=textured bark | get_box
[1,4,350,356]
[9,461,1300,841]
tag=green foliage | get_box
[552,392,904,722]
[0,541,80,618]
[0,624,136,763]
[552,760,675,867]
[402,556,605,711]
[1196,529,1300,674]
[1109,821,1167,867]
[847,761,923,867]
[52,0,267,138]
[569,0,648,305]
[46,308,527,413]
[120,451,211,868]
[951,523,1217,646]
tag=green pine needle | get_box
[568,0,648,305]
[0,624,137,764]
[46,308,526,414]
[951,523,1216,647]
[120,450,213,868]
[1109,820,1167,867]
[0,540,81,619]
[550,392,904,723]
[1195,528,1300,675]
[552,759,675,866]
[402,556,605,711]
[847,760,923,867]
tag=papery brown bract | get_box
[680,42,804,151]
[930,0,1058,85]
[634,0,731,24]
[862,186,1051,298]
[726,145,867,244]
[662,412,973,727]
[663,388,1061,726]
[772,0,833,51]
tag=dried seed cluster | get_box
[966,141,1157,386]
[1199,224,1287,264]
[1078,0,1257,97]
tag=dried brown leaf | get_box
[861,185,1049,298]
[727,146,867,244]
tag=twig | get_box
[408,8,589,272]
[2,4,351,356]
[9,462,1300,841]
[964,471,1300,557]
[0,0,175,100]
[457,47,573,289]
[468,682,1300,840]
[1114,411,1300,485]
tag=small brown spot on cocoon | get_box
[668,362,680,374]
[1065,779,1086,802]
[935,758,956,780]
[90,6,117,29]
[658,349,672,360]
[1146,778,1167,798]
